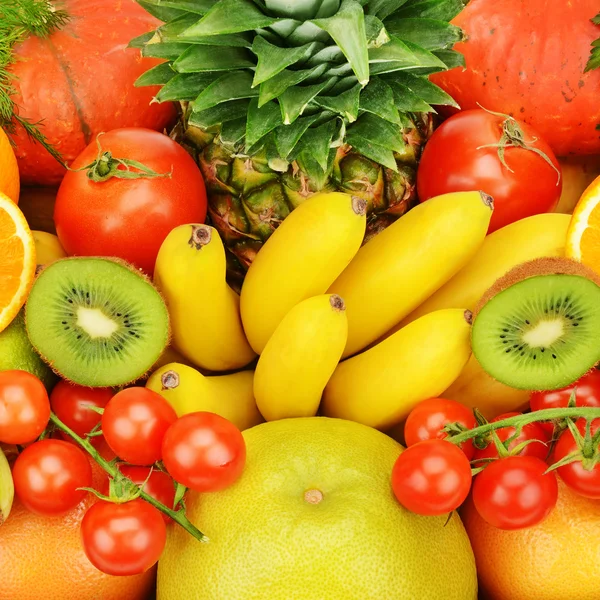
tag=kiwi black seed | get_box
[471,257,600,391]
[25,257,170,387]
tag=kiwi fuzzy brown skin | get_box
[473,257,600,392]
[474,257,600,318]
[25,256,171,388]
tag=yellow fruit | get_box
[146,363,262,431]
[399,213,570,329]
[442,355,530,420]
[154,224,255,372]
[254,294,348,421]
[241,192,366,354]
[0,128,19,204]
[31,231,66,268]
[322,309,472,430]
[0,445,14,525]
[151,346,198,373]
[157,418,477,600]
[329,191,492,358]
[554,155,600,215]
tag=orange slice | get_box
[0,128,19,204]
[566,175,600,273]
[0,192,36,332]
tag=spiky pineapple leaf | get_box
[345,131,397,171]
[160,15,252,46]
[365,15,389,47]
[358,76,401,124]
[157,72,220,102]
[433,49,465,70]
[349,113,405,153]
[220,117,247,146]
[385,18,463,50]
[387,80,433,112]
[246,98,282,148]
[258,65,323,106]
[294,119,338,171]
[266,0,337,20]
[194,71,257,112]
[188,99,250,128]
[279,81,330,124]
[140,0,216,17]
[134,62,176,86]
[287,21,331,45]
[181,0,279,37]
[173,45,255,72]
[143,41,191,60]
[312,83,361,122]
[252,36,316,86]
[136,0,185,22]
[395,0,465,21]
[367,0,410,21]
[129,31,154,49]
[387,71,458,106]
[368,35,416,68]
[307,45,345,67]
[312,0,370,86]
[275,114,320,158]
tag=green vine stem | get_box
[49,413,208,544]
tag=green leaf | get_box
[387,80,433,112]
[307,45,345,67]
[156,72,220,102]
[312,0,370,86]
[585,12,600,72]
[403,40,447,68]
[275,114,320,158]
[358,77,400,123]
[143,42,192,60]
[345,131,397,171]
[348,113,405,153]
[134,62,176,87]
[136,0,185,22]
[265,0,326,20]
[328,75,359,95]
[295,119,338,171]
[159,15,252,46]
[395,0,465,21]
[181,0,279,37]
[188,99,250,128]
[194,71,257,112]
[279,81,330,124]
[139,0,217,17]
[367,0,409,21]
[246,98,283,148]
[258,66,322,106]
[287,21,331,45]
[365,15,389,48]
[368,35,416,68]
[173,46,255,72]
[385,18,463,50]
[312,83,360,121]
[268,19,302,39]
[385,72,458,107]
[251,36,315,86]
[221,117,247,146]
[129,31,154,49]
[433,49,465,70]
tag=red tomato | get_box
[472,456,558,530]
[162,412,246,492]
[417,109,561,233]
[50,381,114,438]
[102,465,176,522]
[13,439,92,515]
[0,370,50,444]
[473,412,550,462]
[391,439,472,516]
[404,398,477,459]
[81,499,166,576]
[54,128,207,274]
[553,418,600,499]
[101,387,177,466]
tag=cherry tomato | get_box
[162,412,246,492]
[54,128,207,275]
[473,412,550,462]
[12,439,92,515]
[391,439,472,516]
[417,109,561,233]
[50,381,114,438]
[102,465,176,522]
[0,370,50,444]
[404,398,477,459]
[102,387,177,465]
[553,418,600,499]
[472,456,558,530]
[81,499,166,576]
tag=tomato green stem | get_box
[49,412,209,544]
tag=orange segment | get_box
[566,175,600,273]
[0,128,19,204]
[0,192,35,332]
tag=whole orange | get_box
[462,479,600,600]
[0,457,156,600]
[0,128,19,203]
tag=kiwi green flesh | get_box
[25,258,169,387]
[472,274,600,391]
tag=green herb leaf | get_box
[585,12,600,73]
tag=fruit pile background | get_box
[1,1,600,599]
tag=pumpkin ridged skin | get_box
[9,0,177,185]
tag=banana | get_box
[442,355,531,420]
[328,191,493,358]
[154,224,256,372]
[32,231,66,268]
[322,308,473,430]
[0,446,14,525]
[254,294,348,421]
[240,192,366,354]
[397,213,570,329]
[146,362,262,431]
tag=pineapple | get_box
[133,0,465,285]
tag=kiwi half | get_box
[471,258,600,391]
[25,257,170,387]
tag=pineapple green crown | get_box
[133,0,465,179]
